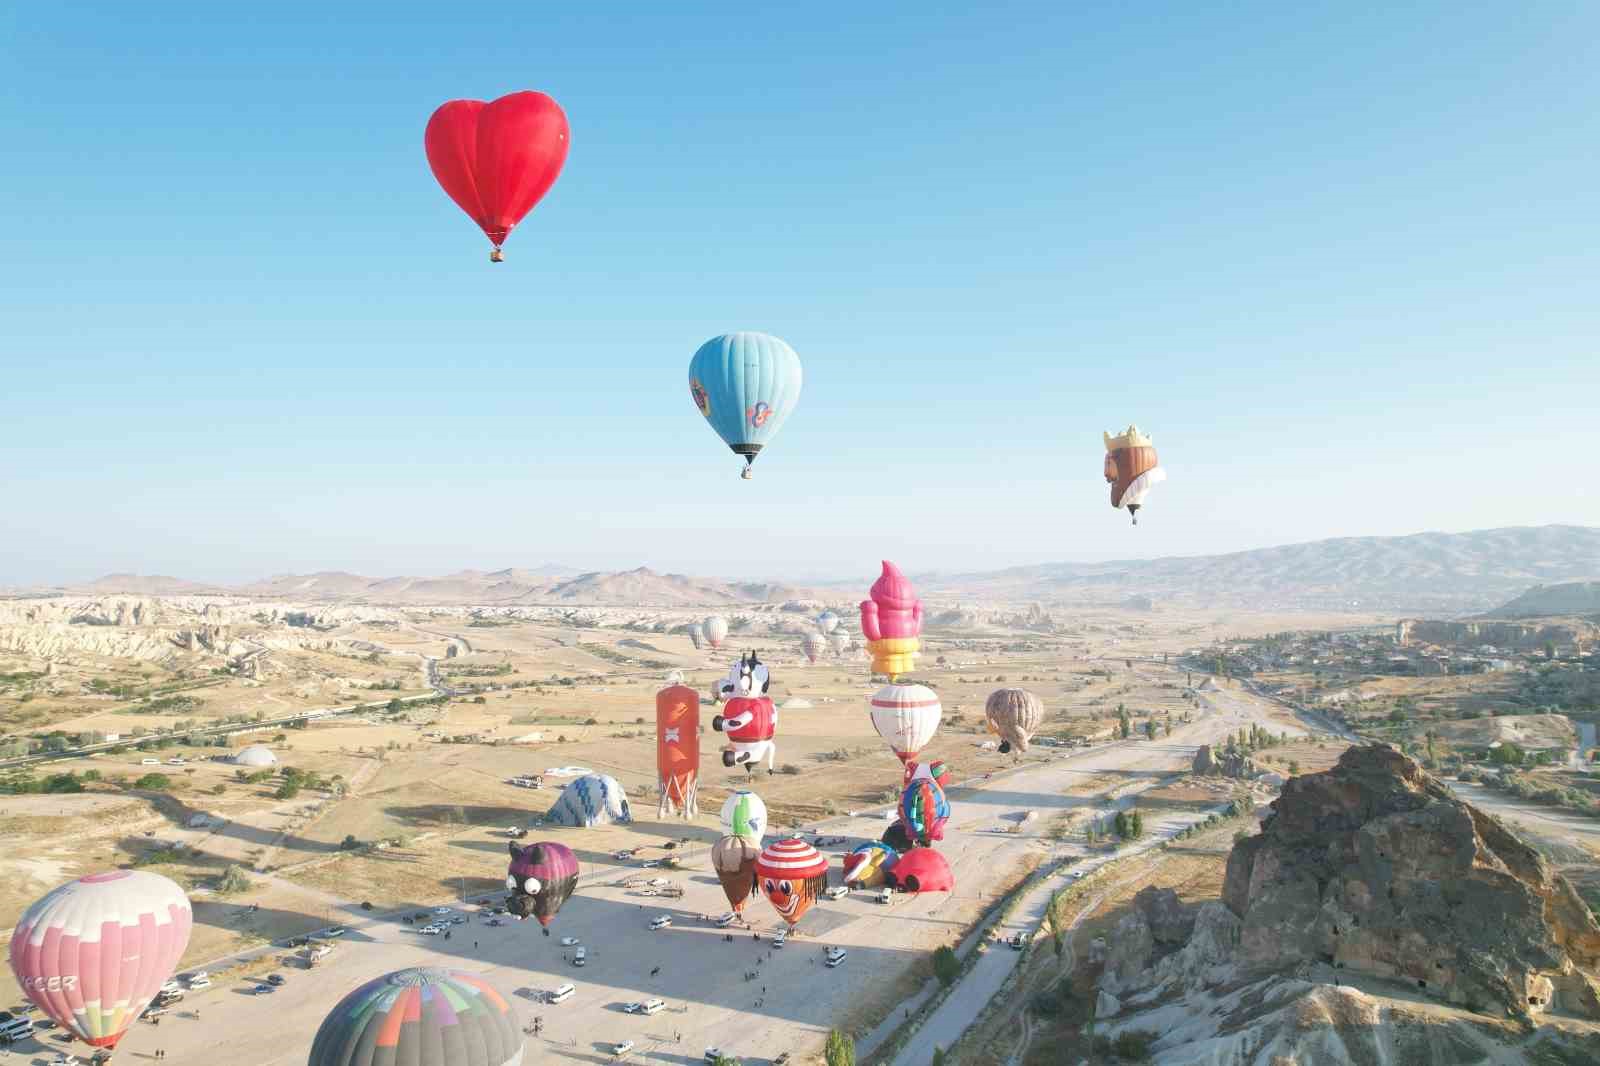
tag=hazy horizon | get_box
[4,4,1598,585]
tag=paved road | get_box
[93,676,1305,1066]
[884,689,1290,1066]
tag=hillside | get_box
[1485,580,1600,619]
[73,565,815,606]
[927,524,1600,612]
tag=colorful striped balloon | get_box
[8,870,193,1050]
[756,837,829,928]
[308,967,523,1066]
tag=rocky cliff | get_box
[1396,616,1597,652]
[1224,744,1600,1019]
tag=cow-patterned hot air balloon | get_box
[703,615,729,650]
[720,789,768,845]
[505,841,578,934]
[308,967,522,1066]
[9,870,193,1056]
[711,835,761,914]
[860,561,922,679]
[656,683,700,818]
[1104,425,1165,525]
[801,632,825,664]
[757,838,829,929]
[869,682,942,765]
[985,688,1045,755]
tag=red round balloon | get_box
[424,91,569,255]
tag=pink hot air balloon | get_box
[9,870,193,1053]
[859,561,922,678]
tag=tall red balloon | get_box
[424,90,569,260]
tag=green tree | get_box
[931,1048,946,1066]
[932,945,961,987]
[1130,810,1144,838]
[275,781,301,800]
[824,1029,855,1066]
[1490,742,1525,766]
[1117,705,1131,739]
[133,773,171,790]
[216,865,252,895]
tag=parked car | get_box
[572,947,586,966]
[1007,934,1026,950]
[611,1041,635,1057]
[185,973,211,990]
[772,931,786,948]
[433,906,452,915]
[486,918,505,927]
[824,885,849,901]
[560,936,580,947]
[254,984,275,995]
[266,974,285,986]
[640,860,659,869]
[140,758,161,766]
[419,925,441,935]
[323,926,346,938]
[704,1049,723,1064]
[649,916,672,930]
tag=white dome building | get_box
[232,745,278,768]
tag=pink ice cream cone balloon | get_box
[859,560,922,679]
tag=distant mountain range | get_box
[921,525,1600,614]
[42,525,1600,614]
[72,566,819,607]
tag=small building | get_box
[232,744,278,767]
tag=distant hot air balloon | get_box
[757,838,829,929]
[703,615,729,650]
[801,632,825,664]
[720,789,768,845]
[308,967,522,1066]
[9,870,193,1054]
[985,688,1045,755]
[817,611,840,634]
[1104,425,1165,525]
[688,332,803,479]
[828,630,851,657]
[688,624,705,651]
[656,684,700,818]
[665,668,686,685]
[506,841,578,934]
[887,847,954,894]
[711,835,761,913]
[424,91,569,263]
[842,842,899,887]
[860,561,922,679]
[869,683,942,764]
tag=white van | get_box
[640,998,665,1015]
[0,1014,33,1042]
[876,887,893,904]
[824,885,849,901]
[825,950,847,968]
[547,983,575,1004]
[572,947,587,966]
[141,758,161,765]
[648,915,672,930]
[714,912,738,927]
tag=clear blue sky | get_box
[3,2,1597,585]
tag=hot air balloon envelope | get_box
[688,333,803,475]
[860,561,923,678]
[842,842,900,887]
[425,91,569,260]
[985,688,1045,754]
[817,611,840,633]
[506,842,578,928]
[869,682,942,763]
[757,838,829,928]
[546,774,631,827]
[703,615,729,649]
[656,684,700,818]
[1104,425,1165,524]
[720,790,768,845]
[711,835,761,912]
[308,967,523,1066]
[9,870,193,1050]
[802,632,825,663]
[888,847,954,894]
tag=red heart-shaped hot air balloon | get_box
[424,90,570,261]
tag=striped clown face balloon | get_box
[8,870,193,1051]
[756,838,829,928]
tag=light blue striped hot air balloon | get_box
[688,332,803,479]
